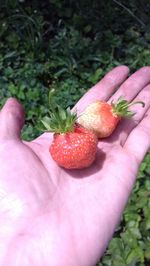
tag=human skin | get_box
[0,66,150,266]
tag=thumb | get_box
[0,98,25,140]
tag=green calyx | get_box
[41,106,77,134]
[111,96,145,118]
[41,89,77,133]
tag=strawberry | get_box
[41,106,98,169]
[78,97,145,138]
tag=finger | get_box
[108,66,150,103]
[0,98,25,140]
[123,107,150,164]
[107,84,150,145]
[74,65,129,114]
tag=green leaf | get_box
[41,117,52,131]
[126,247,144,264]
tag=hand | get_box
[0,66,150,266]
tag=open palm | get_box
[0,66,150,266]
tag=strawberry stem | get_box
[48,88,56,112]
[112,97,145,118]
[126,101,145,108]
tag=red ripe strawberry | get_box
[78,97,145,138]
[41,106,98,169]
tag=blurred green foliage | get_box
[0,0,150,265]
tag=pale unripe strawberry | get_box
[78,97,145,138]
